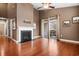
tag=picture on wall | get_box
[63,20,70,27]
[72,16,79,23]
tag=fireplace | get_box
[17,26,33,43]
[21,30,32,43]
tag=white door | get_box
[49,20,57,39]
[41,20,49,38]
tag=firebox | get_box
[21,30,32,43]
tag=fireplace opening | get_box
[21,30,32,43]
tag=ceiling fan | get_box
[37,3,54,10]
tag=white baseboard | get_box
[33,36,41,39]
[59,39,79,44]
[2,35,41,44]
[4,35,19,44]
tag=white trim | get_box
[7,36,18,44]
[10,20,13,38]
[57,15,60,39]
[5,21,8,36]
[33,36,41,39]
[0,35,18,44]
[60,39,79,44]
[0,17,7,20]
[5,35,19,44]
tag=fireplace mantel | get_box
[17,26,33,42]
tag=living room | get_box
[0,3,79,56]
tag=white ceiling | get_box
[32,3,79,10]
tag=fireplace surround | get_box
[17,26,33,43]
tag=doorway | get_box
[0,22,6,35]
[41,19,49,38]
[49,19,57,39]
[0,19,8,36]
[41,16,59,39]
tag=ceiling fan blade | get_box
[37,7,42,9]
[49,6,54,8]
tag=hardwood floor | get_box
[0,36,79,56]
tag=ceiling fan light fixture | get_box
[37,3,54,10]
[43,3,49,8]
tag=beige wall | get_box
[0,23,5,35]
[0,3,40,40]
[17,3,33,27]
[7,3,17,18]
[0,3,7,17]
[33,8,40,36]
[39,6,79,41]
[17,3,40,39]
